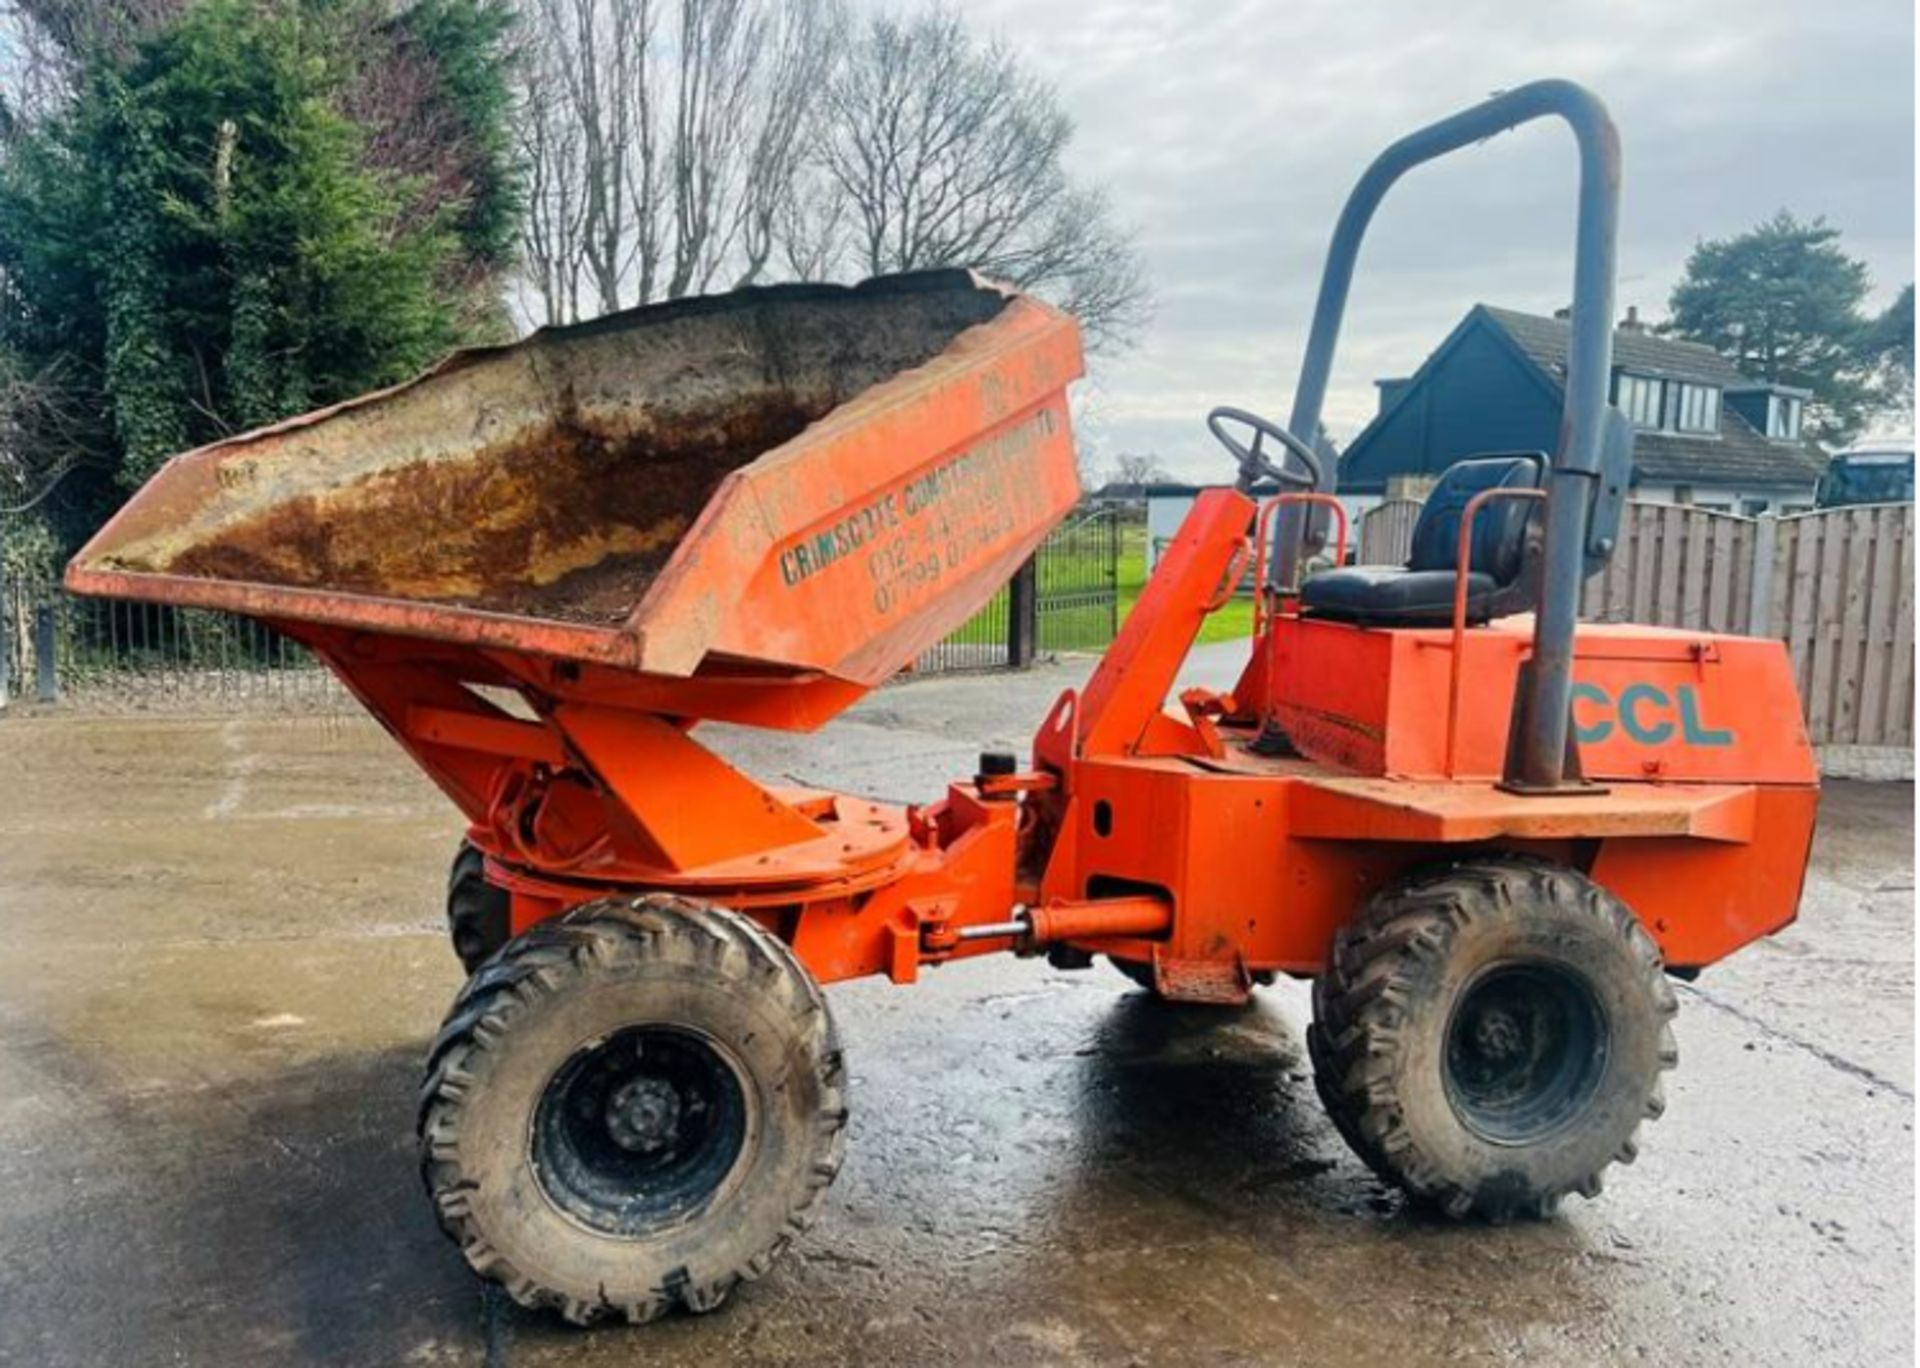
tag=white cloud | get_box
[955,0,1915,481]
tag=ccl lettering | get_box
[1570,682,1734,747]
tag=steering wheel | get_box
[1207,406,1322,493]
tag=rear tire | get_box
[446,839,510,973]
[1308,858,1676,1220]
[418,896,848,1324]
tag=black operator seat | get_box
[1300,454,1546,627]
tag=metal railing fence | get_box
[1,578,345,711]
[3,507,1125,708]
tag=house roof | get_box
[1338,304,1828,494]
[1477,306,1826,488]
[1481,306,1750,386]
[1627,409,1826,487]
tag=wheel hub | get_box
[606,1075,685,1152]
[532,1025,750,1238]
[1444,961,1609,1145]
[1470,1005,1525,1063]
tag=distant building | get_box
[1339,305,1828,517]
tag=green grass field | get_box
[1116,524,1254,645]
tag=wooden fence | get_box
[1578,502,1761,634]
[1767,505,1913,749]
[1350,498,1914,748]
[1355,498,1421,564]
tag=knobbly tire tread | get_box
[417,895,848,1326]
[445,840,511,974]
[1306,856,1677,1221]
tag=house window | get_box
[1768,395,1803,440]
[1616,373,1664,429]
[1742,498,1771,517]
[1671,383,1720,433]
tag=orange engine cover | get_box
[1259,615,1818,785]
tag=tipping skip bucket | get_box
[67,271,1085,692]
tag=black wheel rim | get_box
[1443,962,1608,1144]
[532,1026,751,1238]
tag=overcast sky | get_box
[962,0,1916,481]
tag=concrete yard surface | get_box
[0,643,1912,1367]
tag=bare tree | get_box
[818,7,1148,351]
[664,0,747,297]
[337,10,486,249]
[515,0,843,322]
[0,349,111,516]
[517,0,657,320]
[774,164,848,282]
[518,63,589,325]
[729,0,841,287]
[1111,452,1168,487]
[512,0,1149,346]
[0,0,184,121]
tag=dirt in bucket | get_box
[165,392,825,626]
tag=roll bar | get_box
[1272,79,1623,793]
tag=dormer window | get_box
[1768,394,1803,440]
[1724,383,1810,442]
[1671,382,1720,434]
[1617,373,1663,429]
[1613,373,1720,434]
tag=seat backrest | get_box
[1407,454,1545,582]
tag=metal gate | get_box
[913,507,1121,674]
[1036,507,1121,653]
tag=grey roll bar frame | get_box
[1271,79,1621,793]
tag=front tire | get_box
[1308,858,1677,1220]
[418,896,847,1324]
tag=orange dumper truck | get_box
[69,81,1816,1325]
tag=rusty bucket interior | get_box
[68,271,1087,688]
[78,278,1007,623]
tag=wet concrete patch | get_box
[0,654,1911,1366]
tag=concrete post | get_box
[34,602,57,703]
[1008,558,1039,669]
[1747,513,1778,636]
[0,573,10,713]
